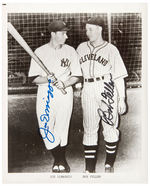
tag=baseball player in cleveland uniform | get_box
[28,20,82,173]
[76,17,128,173]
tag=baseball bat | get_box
[7,22,67,95]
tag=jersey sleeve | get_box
[28,50,43,77]
[70,48,82,77]
[111,46,128,80]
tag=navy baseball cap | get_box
[48,20,70,33]
[86,17,104,28]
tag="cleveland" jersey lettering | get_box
[79,53,108,66]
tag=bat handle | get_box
[51,81,67,95]
[61,88,67,95]
[47,72,67,95]
[51,80,67,95]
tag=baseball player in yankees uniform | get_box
[28,20,82,173]
[76,17,128,173]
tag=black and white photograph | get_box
[2,2,148,184]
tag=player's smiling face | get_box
[54,31,68,45]
[86,24,101,42]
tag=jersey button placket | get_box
[89,48,95,78]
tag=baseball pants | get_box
[36,84,73,150]
[82,74,119,146]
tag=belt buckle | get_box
[89,78,94,82]
[96,77,100,81]
[84,76,104,82]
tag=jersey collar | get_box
[88,40,108,50]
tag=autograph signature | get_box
[39,79,55,143]
[97,74,114,126]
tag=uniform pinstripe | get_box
[77,41,128,146]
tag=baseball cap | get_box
[86,17,104,28]
[48,20,70,33]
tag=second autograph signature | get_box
[97,74,115,126]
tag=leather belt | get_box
[84,76,104,82]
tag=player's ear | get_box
[51,32,55,38]
[97,26,102,33]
